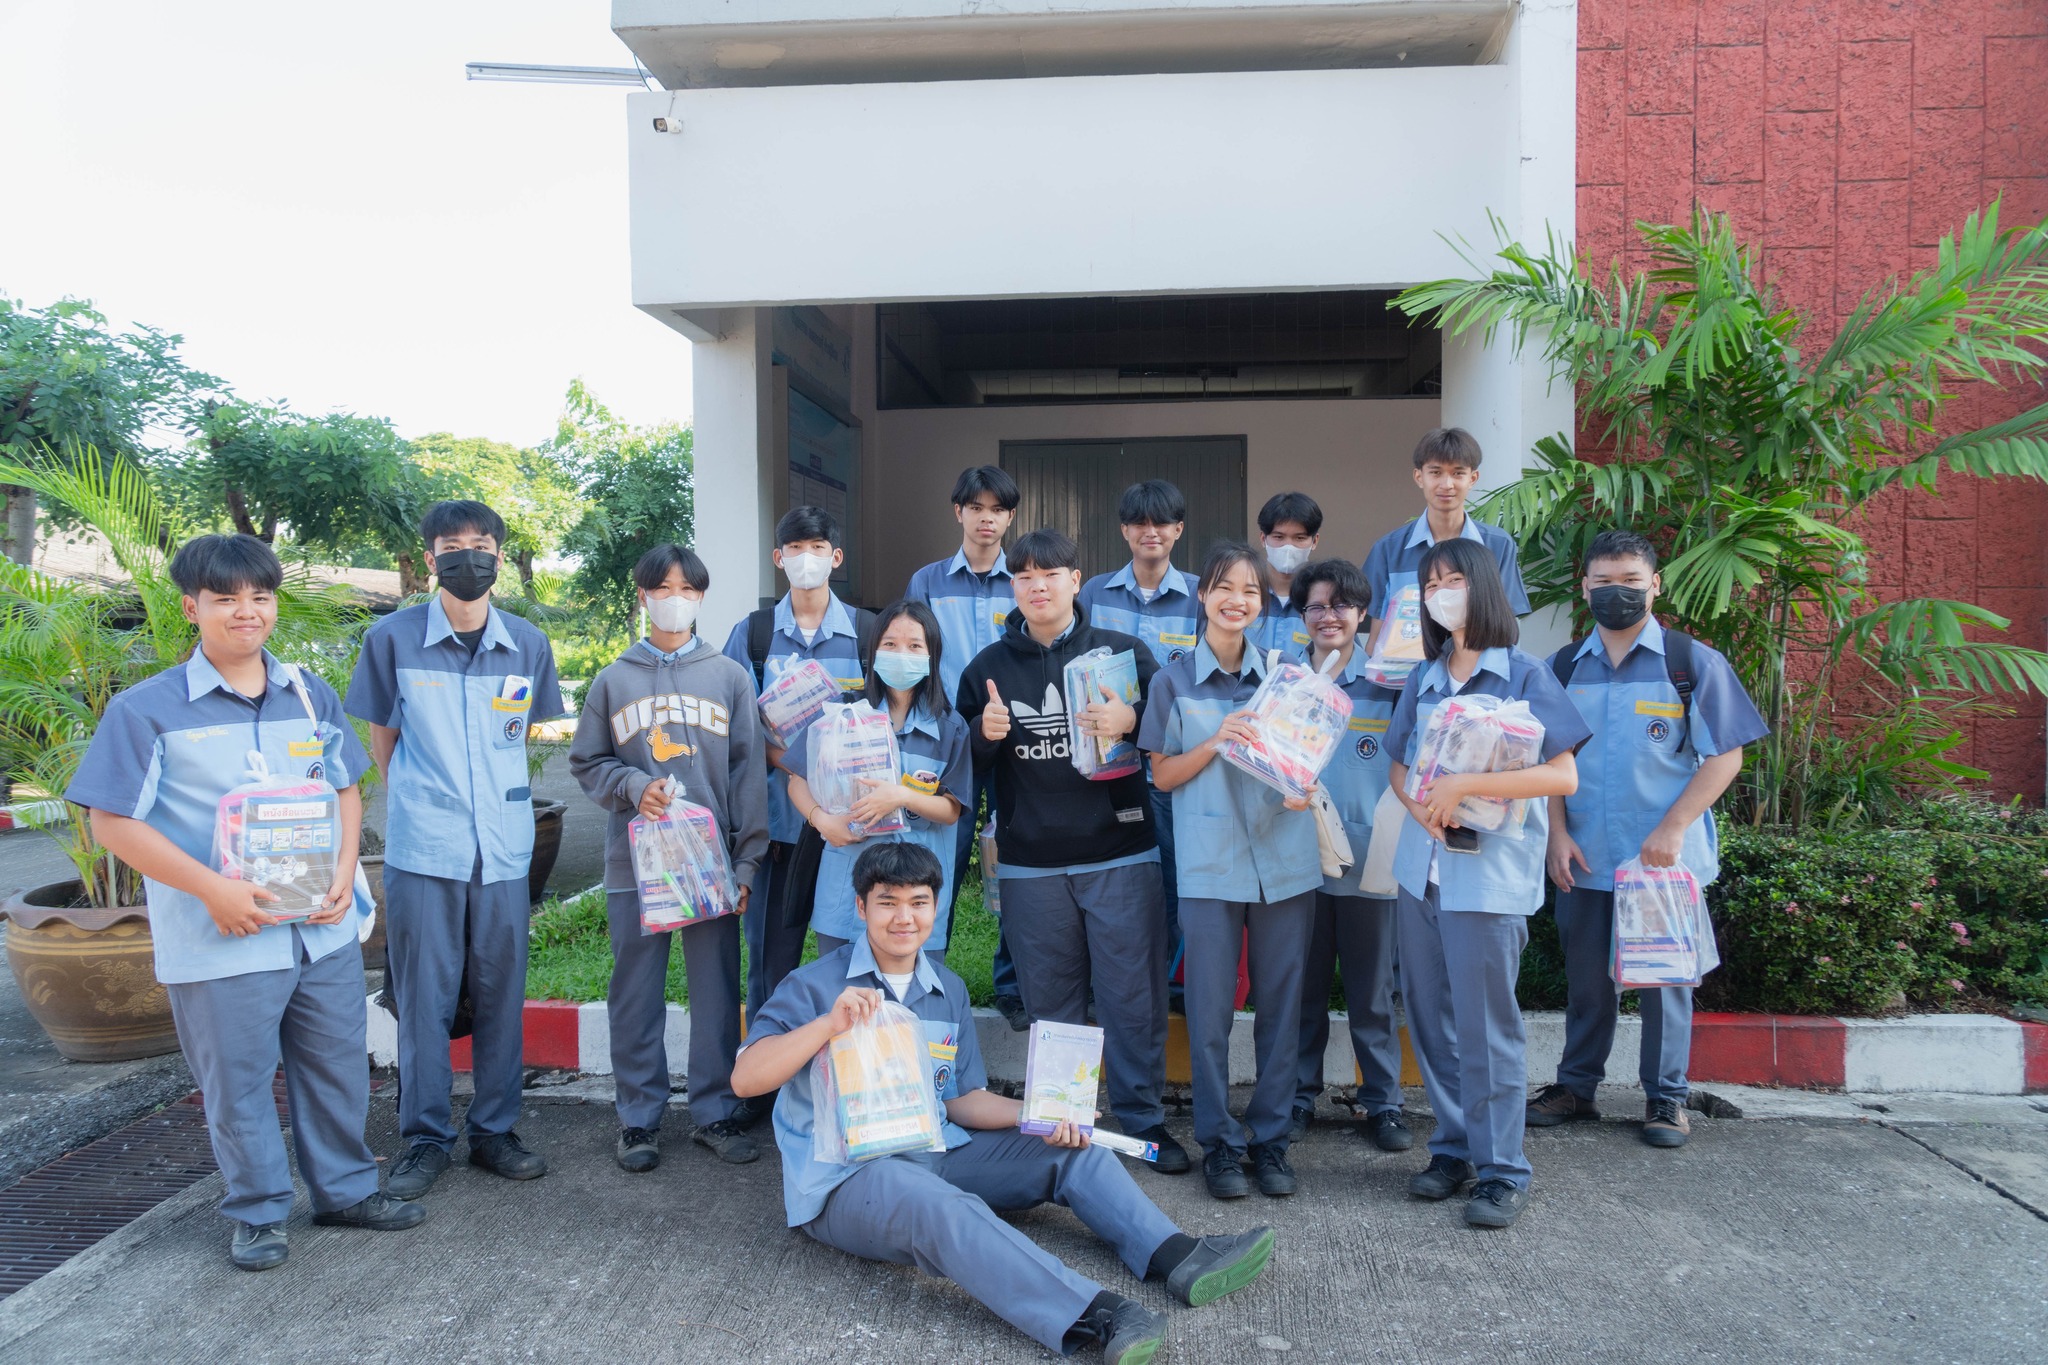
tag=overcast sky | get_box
[0,1,691,448]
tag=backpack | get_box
[1549,628,1699,711]
[744,605,879,689]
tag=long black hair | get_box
[860,598,949,717]
[1416,538,1520,660]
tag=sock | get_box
[1062,1292,1127,1350]
[1147,1233,1199,1281]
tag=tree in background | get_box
[409,432,585,595]
[162,400,409,548]
[551,380,695,631]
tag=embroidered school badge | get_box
[1645,718,1671,743]
[1355,733,1379,759]
[503,715,525,743]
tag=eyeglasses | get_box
[1301,604,1358,620]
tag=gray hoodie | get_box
[570,636,770,895]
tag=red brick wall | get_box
[1577,0,2048,799]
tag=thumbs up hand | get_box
[981,679,1012,742]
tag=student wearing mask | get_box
[571,544,770,1171]
[346,501,565,1200]
[1249,492,1320,660]
[1360,427,1531,645]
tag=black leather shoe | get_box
[616,1126,660,1173]
[1464,1178,1530,1228]
[994,995,1030,1032]
[230,1221,287,1271]
[385,1142,451,1200]
[1249,1142,1297,1197]
[313,1192,428,1231]
[693,1119,761,1164]
[1129,1124,1191,1174]
[1361,1109,1414,1152]
[1202,1145,1249,1200]
[1165,1226,1275,1307]
[469,1130,548,1181]
[1099,1298,1169,1364]
[1407,1153,1477,1201]
[1286,1103,1313,1144]
[728,1094,769,1131]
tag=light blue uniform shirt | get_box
[804,702,971,948]
[67,649,373,985]
[1556,618,1768,892]
[1137,640,1322,904]
[905,548,1014,703]
[1384,646,1592,915]
[1078,563,1202,667]
[1361,513,1533,626]
[721,594,869,844]
[344,598,564,886]
[1246,587,1310,661]
[1317,649,1403,899]
[743,938,984,1227]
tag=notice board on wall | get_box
[786,387,861,597]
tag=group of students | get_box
[66,423,1767,1360]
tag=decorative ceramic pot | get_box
[528,799,566,906]
[1,881,180,1062]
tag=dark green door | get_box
[1000,437,1247,582]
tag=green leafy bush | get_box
[1910,797,2048,1007]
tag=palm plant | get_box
[0,442,366,908]
[1395,201,2048,828]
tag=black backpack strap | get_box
[745,607,775,687]
[1549,640,1582,690]
[1662,629,1698,710]
[852,607,878,675]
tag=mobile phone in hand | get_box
[1443,825,1480,855]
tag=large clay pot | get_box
[359,854,388,971]
[2,881,180,1063]
[528,799,566,906]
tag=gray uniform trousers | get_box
[998,862,1169,1133]
[603,891,743,1130]
[1181,890,1315,1153]
[1396,883,1533,1188]
[804,1129,1179,1353]
[166,929,379,1227]
[1554,886,1694,1103]
[1295,891,1403,1114]
[385,863,530,1149]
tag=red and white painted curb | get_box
[366,999,2048,1095]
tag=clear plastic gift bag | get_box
[1402,693,1546,840]
[1611,858,1720,988]
[758,657,840,748]
[1218,653,1354,801]
[806,700,907,837]
[214,751,342,922]
[628,796,740,934]
[1361,582,1427,688]
[1063,647,1142,780]
[810,1000,947,1164]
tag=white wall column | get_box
[690,307,775,644]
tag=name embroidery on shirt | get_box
[610,693,732,746]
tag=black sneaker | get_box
[1164,1226,1276,1307]
[1128,1124,1191,1174]
[693,1118,761,1164]
[1407,1153,1477,1201]
[728,1093,770,1131]
[1361,1109,1414,1152]
[385,1142,452,1200]
[1464,1178,1530,1228]
[994,994,1030,1032]
[313,1192,429,1231]
[230,1221,287,1272]
[1099,1298,1169,1365]
[1286,1103,1313,1144]
[1525,1082,1599,1127]
[616,1126,660,1173]
[468,1130,548,1181]
[1249,1142,1296,1197]
[1202,1145,1249,1200]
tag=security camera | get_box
[652,115,682,134]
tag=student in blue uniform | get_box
[570,543,771,1170]
[1247,492,1320,660]
[71,535,425,1271]
[1140,542,1322,1202]
[1078,479,1201,995]
[722,505,871,1018]
[1384,538,1590,1229]
[1284,559,1411,1153]
[1360,427,1531,645]
[785,599,971,956]
[346,500,565,1200]
[733,842,1275,1362]
[1527,531,1768,1148]
[904,465,1023,1026]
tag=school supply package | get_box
[1218,653,1355,801]
[1361,582,1427,687]
[1020,1020,1105,1137]
[757,657,840,748]
[1402,693,1546,839]
[214,751,342,921]
[1611,858,1720,988]
[806,700,907,837]
[628,796,740,933]
[1356,786,1408,897]
[811,1001,947,1164]
[1063,647,1143,780]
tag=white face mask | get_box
[1425,586,1470,632]
[782,551,832,590]
[644,594,699,634]
[1265,542,1310,576]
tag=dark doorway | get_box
[1001,437,1248,582]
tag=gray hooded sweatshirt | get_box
[569,636,770,895]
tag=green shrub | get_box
[1909,797,2048,1007]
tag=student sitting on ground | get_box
[733,842,1275,1362]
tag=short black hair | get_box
[1288,558,1372,614]
[632,543,710,593]
[169,534,283,597]
[420,499,506,549]
[1416,538,1520,659]
[1196,540,1265,598]
[774,505,841,550]
[861,599,948,718]
[1412,427,1484,471]
[1118,479,1186,526]
[951,465,1020,511]
[853,841,945,902]
[1007,527,1080,574]
[1257,491,1323,537]
[1583,529,1659,574]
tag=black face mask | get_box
[1588,584,1650,630]
[434,549,499,603]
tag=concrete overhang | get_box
[612,1,1515,88]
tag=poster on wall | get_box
[787,388,861,595]
[772,306,854,419]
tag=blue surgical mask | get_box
[873,650,931,690]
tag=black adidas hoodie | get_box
[954,605,1160,872]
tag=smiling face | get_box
[1414,459,1481,518]
[857,880,937,966]
[1201,559,1265,639]
[1011,560,1081,629]
[1304,579,1363,654]
[955,493,1015,550]
[184,583,279,664]
[1121,517,1183,568]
